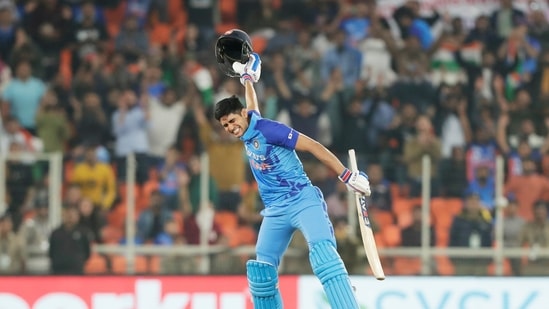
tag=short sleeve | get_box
[255,118,299,149]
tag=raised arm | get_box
[244,80,260,113]
[233,53,262,113]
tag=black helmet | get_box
[215,29,253,77]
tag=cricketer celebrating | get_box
[214,30,371,309]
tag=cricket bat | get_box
[348,149,385,280]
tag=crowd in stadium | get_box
[0,0,548,277]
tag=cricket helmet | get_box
[215,29,253,77]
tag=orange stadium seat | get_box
[110,255,149,274]
[436,256,455,276]
[148,255,162,274]
[382,224,401,247]
[396,209,413,228]
[392,198,420,215]
[85,253,108,274]
[214,211,239,235]
[393,257,422,275]
[101,224,124,244]
[371,210,394,230]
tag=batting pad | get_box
[246,260,283,309]
[309,240,360,309]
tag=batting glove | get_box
[232,53,262,85]
[245,52,262,83]
[339,168,371,196]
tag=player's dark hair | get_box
[214,95,244,121]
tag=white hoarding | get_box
[298,276,549,309]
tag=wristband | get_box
[241,73,253,83]
[338,168,352,183]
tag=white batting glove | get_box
[232,53,261,85]
[339,168,371,196]
[245,52,261,83]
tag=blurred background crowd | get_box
[0,0,549,277]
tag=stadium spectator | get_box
[2,60,46,133]
[69,0,109,73]
[181,155,219,245]
[112,88,150,185]
[403,115,441,197]
[71,145,116,211]
[519,201,549,276]
[505,158,549,221]
[449,192,492,275]
[194,98,243,213]
[146,87,186,164]
[35,89,71,153]
[156,146,187,210]
[136,190,172,243]
[401,205,435,247]
[490,0,526,40]
[72,92,109,146]
[438,146,468,198]
[466,165,496,212]
[502,196,525,276]
[321,28,361,88]
[49,207,91,274]
[333,217,360,274]
[18,202,50,274]
[77,197,105,243]
[114,14,149,64]
[0,213,25,274]
[366,163,392,212]
[0,1,21,63]
[0,116,43,156]
[22,0,72,79]
[63,183,83,208]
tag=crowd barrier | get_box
[0,276,547,309]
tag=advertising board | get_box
[298,276,549,309]
[0,276,298,309]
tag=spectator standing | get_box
[114,14,149,64]
[49,207,91,274]
[438,146,468,198]
[0,214,25,274]
[35,89,70,153]
[449,192,493,275]
[69,0,109,73]
[1,60,46,134]
[402,116,441,197]
[194,100,243,213]
[0,1,21,62]
[112,88,150,185]
[22,0,72,79]
[146,87,186,164]
[520,201,549,276]
[490,0,526,40]
[71,145,116,212]
[77,197,105,243]
[505,158,549,221]
[156,146,186,210]
[502,196,525,276]
[320,29,362,89]
[18,202,51,274]
[72,92,110,146]
[366,163,392,212]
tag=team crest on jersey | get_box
[252,139,260,149]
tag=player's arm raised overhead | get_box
[234,53,261,113]
[294,133,371,196]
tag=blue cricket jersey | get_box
[240,111,312,209]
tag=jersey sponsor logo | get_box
[287,131,293,140]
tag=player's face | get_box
[219,110,248,138]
